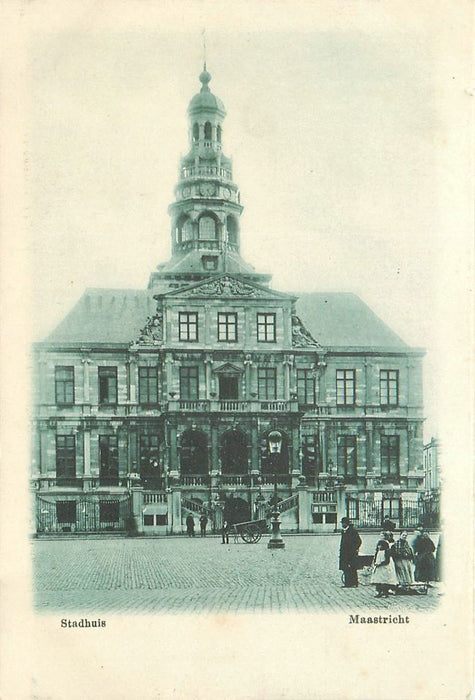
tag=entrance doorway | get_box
[219,376,239,400]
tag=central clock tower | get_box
[148,66,270,290]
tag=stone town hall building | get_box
[32,67,426,535]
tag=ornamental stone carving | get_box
[184,276,266,298]
[136,312,164,345]
[291,314,322,349]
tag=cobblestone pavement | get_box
[33,533,441,615]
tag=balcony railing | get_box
[167,399,298,413]
[181,165,230,179]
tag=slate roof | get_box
[294,293,408,349]
[41,287,411,351]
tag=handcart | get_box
[231,519,268,544]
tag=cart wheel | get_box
[251,531,262,543]
[241,528,253,543]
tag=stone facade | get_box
[32,67,426,535]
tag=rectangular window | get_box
[336,369,356,406]
[217,312,238,342]
[56,501,76,524]
[381,435,400,476]
[257,313,276,343]
[143,514,154,526]
[179,312,198,341]
[99,435,119,485]
[139,366,159,404]
[380,370,399,406]
[337,435,357,477]
[98,367,117,405]
[179,366,199,400]
[302,434,319,477]
[99,501,120,523]
[56,435,76,481]
[139,434,161,488]
[55,366,74,405]
[297,369,316,405]
[257,367,276,400]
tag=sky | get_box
[23,2,472,441]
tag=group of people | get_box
[339,517,439,597]
[185,513,209,537]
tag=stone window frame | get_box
[217,312,238,342]
[336,369,356,406]
[256,312,276,343]
[380,435,400,476]
[379,369,399,407]
[178,311,199,342]
[55,365,75,405]
[55,435,76,480]
[138,366,159,405]
[98,366,118,406]
[257,366,277,400]
[337,434,357,476]
[179,365,199,400]
[296,368,316,405]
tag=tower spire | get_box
[202,28,207,71]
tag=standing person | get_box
[221,519,230,544]
[391,531,415,588]
[186,513,195,537]
[199,513,208,537]
[371,533,399,598]
[414,529,436,583]
[339,517,362,588]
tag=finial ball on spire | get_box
[199,68,211,92]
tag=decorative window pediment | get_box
[212,362,243,375]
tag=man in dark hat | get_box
[339,517,362,588]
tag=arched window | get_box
[199,215,217,240]
[226,215,238,246]
[217,125,222,143]
[176,216,193,243]
[204,122,212,140]
[221,429,248,475]
[192,123,199,141]
[180,429,208,475]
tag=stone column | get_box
[82,428,92,491]
[204,354,213,399]
[129,353,138,404]
[210,418,219,474]
[81,355,91,404]
[170,489,182,534]
[169,419,179,478]
[131,487,144,534]
[297,486,311,533]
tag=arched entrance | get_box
[223,496,250,525]
[221,428,248,474]
[180,428,209,474]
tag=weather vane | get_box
[202,28,207,69]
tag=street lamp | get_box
[267,430,285,550]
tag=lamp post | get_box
[267,430,285,549]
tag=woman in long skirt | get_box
[371,535,398,598]
[391,531,415,588]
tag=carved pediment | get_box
[174,275,275,299]
[213,362,244,375]
[291,314,322,349]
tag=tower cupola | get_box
[148,67,271,291]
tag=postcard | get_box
[1,1,472,698]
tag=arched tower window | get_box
[199,215,217,240]
[221,429,248,475]
[204,122,212,140]
[192,123,199,142]
[217,125,222,143]
[180,429,208,475]
[176,215,194,243]
[226,215,239,246]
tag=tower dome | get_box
[188,67,226,117]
